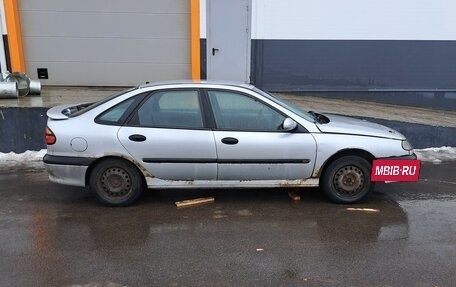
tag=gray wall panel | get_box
[25,62,189,86]
[19,0,188,13]
[19,1,190,86]
[23,38,189,63]
[20,11,189,39]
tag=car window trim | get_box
[94,91,150,126]
[204,88,308,133]
[71,87,138,118]
[200,89,217,129]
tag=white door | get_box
[207,0,251,82]
[117,90,217,180]
[206,90,317,180]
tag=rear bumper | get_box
[43,154,90,187]
[44,163,87,187]
[43,154,95,166]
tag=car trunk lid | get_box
[46,103,92,120]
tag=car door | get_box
[118,89,217,180]
[207,89,317,180]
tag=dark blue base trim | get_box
[251,39,456,92]
[200,38,207,80]
[354,117,456,149]
[0,107,48,153]
[292,91,456,111]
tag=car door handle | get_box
[221,137,238,145]
[128,134,147,142]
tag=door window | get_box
[208,91,285,131]
[133,90,203,129]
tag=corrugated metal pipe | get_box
[28,80,41,95]
[0,81,18,98]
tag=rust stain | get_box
[103,153,154,178]
[279,179,306,188]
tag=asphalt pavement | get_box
[0,162,455,287]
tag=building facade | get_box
[1,0,455,108]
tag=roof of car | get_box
[138,80,255,90]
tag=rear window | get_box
[95,97,138,125]
[70,87,137,117]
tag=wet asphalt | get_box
[0,162,455,287]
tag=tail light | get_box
[45,127,56,145]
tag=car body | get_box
[43,81,416,206]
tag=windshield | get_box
[70,87,137,117]
[252,87,315,122]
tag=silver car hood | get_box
[316,114,405,140]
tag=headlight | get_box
[401,140,413,151]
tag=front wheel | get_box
[321,156,374,204]
[89,159,145,207]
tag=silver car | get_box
[43,82,416,206]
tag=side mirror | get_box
[282,118,297,131]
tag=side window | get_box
[96,97,137,125]
[208,91,286,131]
[135,90,204,129]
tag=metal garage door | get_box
[18,0,190,86]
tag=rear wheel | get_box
[89,159,144,206]
[321,156,374,203]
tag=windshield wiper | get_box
[308,111,330,124]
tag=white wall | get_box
[200,0,207,38]
[251,0,456,40]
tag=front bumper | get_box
[381,153,417,160]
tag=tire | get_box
[321,156,374,204]
[89,158,145,207]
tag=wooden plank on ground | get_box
[175,197,215,208]
[288,191,301,201]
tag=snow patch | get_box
[0,149,46,170]
[415,146,456,164]
[0,149,46,162]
